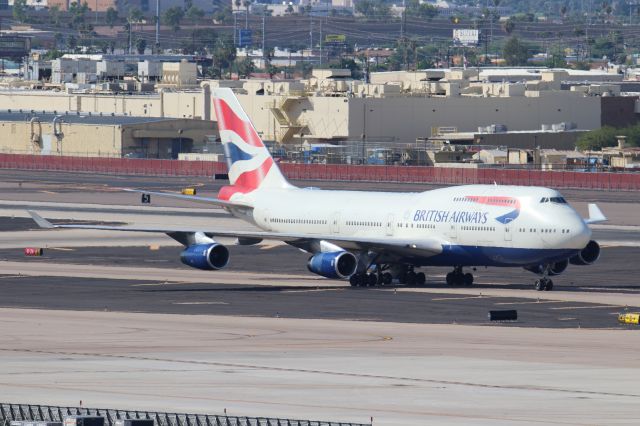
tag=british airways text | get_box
[413,209,489,224]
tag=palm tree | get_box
[243,0,252,28]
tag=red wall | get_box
[2,154,640,190]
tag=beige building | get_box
[0,68,636,148]
[0,112,216,158]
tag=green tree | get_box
[237,56,255,78]
[185,5,205,21]
[54,32,64,49]
[330,58,363,79]
[212,6,232,23]
[213,36,237,78]
[105,7,118,27]
[355,0,390,20]
[502,18,515,34]
[181,28,217,54]
[67,35,78,52]
[129,7,144,23]
[406,0,438,19]
[503,36,529,66]
[576,126,618,150]
[163,6,185,32]
[43,49,64,60]
[13,0,29,23]
[69,1,89,29]
[49,5,61,26]
[545,44,567,68]
[135,37,147,54]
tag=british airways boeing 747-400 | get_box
[29,88,607,291]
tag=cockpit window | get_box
[540,197,567,204]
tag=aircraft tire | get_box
[382,272,393,285]
[406,271,417,286]
[367,273,378,287]
[415,272,426,286]
[544,279,554,291]
[446,272,454,286]
[534,279,545,291]
[349,274,360,287]
[463,273,474,287]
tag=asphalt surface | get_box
[3,169,640,203]
[0,244,637,329]
[1,168,639,330]
[0,273,628,329]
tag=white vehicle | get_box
[29,88,607,291]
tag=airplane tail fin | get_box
[212,88,292,201]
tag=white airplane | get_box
[29,88,607,291]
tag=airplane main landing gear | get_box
[534,277,553,291]
[349,265,425,287]
[446,266,474,287]
[399,267,426,287]
[349,273,378,287]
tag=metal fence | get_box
[0,403,370,426]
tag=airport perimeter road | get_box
[0,308,638,426]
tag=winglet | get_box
[27,210,56,229]
[585,203,607,224]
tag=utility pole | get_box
[309,18,313,60]
[233,12,237,46]
[155,0,160,49]
[319,20,322,66]
[400,0,405,39]
[262,8,266,62]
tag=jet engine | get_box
[569,240,600,266]
[307,251,358,279]
[525,259,569,276]
[180,243,230,270]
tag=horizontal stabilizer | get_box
[122,188,251,208]
[27,210,55,229]
[585,203,607,224]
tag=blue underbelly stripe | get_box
[422,245,579,267]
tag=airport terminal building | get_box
[0,111,216,158]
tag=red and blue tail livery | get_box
[212,88,289,201]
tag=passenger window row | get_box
[347,221,382,227]
[271,218,327,225]
[462,226,496,231]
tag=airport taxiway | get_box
[0,169,639,425]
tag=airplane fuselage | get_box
[247,184,591,268]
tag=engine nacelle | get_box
[180,243,230,270]
[524,259,569,276]
[307,251,357,279]
[570,240,600,266]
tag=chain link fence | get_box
[0,404,370,426]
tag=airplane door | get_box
[331,212,340,234]
[263,209,272,231]
[386,214,395,236]
[449,223,457,240]
[504,222,513,241]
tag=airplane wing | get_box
[585,203,607,225]
[27,211,444,259]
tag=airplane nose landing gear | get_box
[534,277,553,291]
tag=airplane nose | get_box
[569,217,591,248]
